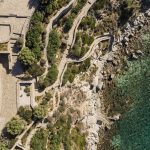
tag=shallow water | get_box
[114,55,150,150]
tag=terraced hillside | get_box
[0,0,150,150]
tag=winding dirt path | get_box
[36,0,97,96]
[67,35,112,63]
[42,0,76,77]
[59,34,113,86]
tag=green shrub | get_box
[16,37,24,49]
[6,118,26,136]
[47,30,61,64]
[63,16,74,33]
[18,106,32,123]
[28,63,45,77]
[0,142,9,150]
[18,47,36,66]
[71,128,86,150]
[33,105,47,120]
[80,16,96,30]
[63,59,90,85]
[31,129,48,150]
[118,0,135,26]
[72,32,94,58]
[44,64,58,86]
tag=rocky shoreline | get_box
[67,5,150,150]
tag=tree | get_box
[16,37,24,49]
[31,11,44,25]
[33,105,47,120]
[18,106,33,123]
[45,65,58,86]
[18,47,35,66]
[73,44,82,58]
[63,16,73,33]
[6,118,26,136]
[47,30,61,64]
[80,16,96,30]
[28,63,45,77]
[31,129,48,150]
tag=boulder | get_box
[132,53,138,60]
[112,60,118,66]
[136,50,143,55]
[107,56,113,62]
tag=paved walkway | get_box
[0,60,17,132]
[36,0,97,96]
[42,0,76,77]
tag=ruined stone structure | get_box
[0,0,37,70]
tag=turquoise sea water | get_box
[111,33,150,150]
[114,56,150,150]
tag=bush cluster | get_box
[22,0,69,77]
[72,32,94,58]
[38,64,58,90]
[47,114,86,149]
[47,30,61,64]
[63,0,87,32]
[63,58,91,85]
[79,15,96,30]
[31,129,48,150]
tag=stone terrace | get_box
[0,0,35,16]
[0,0,37,132]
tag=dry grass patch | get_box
[0,43,8,51]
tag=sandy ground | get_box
[0,57,17,132]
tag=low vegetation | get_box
[18,106,33,124]
[38,64,58,90]
[71,32,94,58]
[47,30,61,65]
[0,43,8,51]
[31,129,48,150]
[63,58,91,85]
[0,142,9,150]
[47,114,86,150]
[33,105,48,120]
[63,0,87,33]
[6,118,26,136]
[79,15,96,31]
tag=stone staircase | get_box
[9,32,22,71]
[10,32,21,55]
